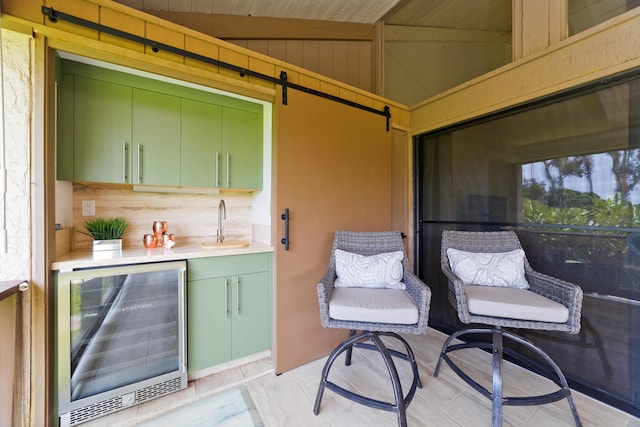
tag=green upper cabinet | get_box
[222,108,262,190]
[180,98,222,188]
[56,59,263,190]
[58,75,133,183]
[132,89,181,186]
[182,100,263,190]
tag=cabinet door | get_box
[132,89,181,186]
[56,72,74,181]
[222,108,262,190]
[187,277,232,373]
[180,99,222,188]
[74,76,133,183]
[231,271,271,359]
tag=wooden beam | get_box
[146,11,376,41]
[384,24,511,43]
[0,281,28,302]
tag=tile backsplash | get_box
[71,185,254,251]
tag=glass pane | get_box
[415,72,640,417]
[70,269,180,401]
[569,0,640,36]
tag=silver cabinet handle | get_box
[235,276,240,315]
[215,152,220,188]
[224,277,229,318]
[226,153,230,188]
[137,143,142,184]
[122,141,128,183]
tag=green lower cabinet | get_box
[231,272,271,357]
[187,254,272,373]
[187,277,232,371]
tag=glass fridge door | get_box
[57,261,187,409]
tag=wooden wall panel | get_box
[332,42,349,85]
[317,42,335,78]
[228,39,374,92]
[411,9,640,136]
[266,40,285,62]
[285,40,304,68]
[303,40,320,71]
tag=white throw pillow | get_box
[334,249,405,290]
[447,248,529,289]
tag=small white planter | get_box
[92,239,123,252]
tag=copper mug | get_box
[143,234,157,248]
[152,221,166,234]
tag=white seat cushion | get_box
[329,288,418,324]
[465,285,569,323]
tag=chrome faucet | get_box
[216,199,226,243]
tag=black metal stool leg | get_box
[345,329,358,366]
[314,330,421,427]
[503,330,582,427]
[314,330,366,415]
[434,328,490,377]
[435,327,582,427]
[371,333,407,427]
[492,327,504,427]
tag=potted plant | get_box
[79,217,129,251]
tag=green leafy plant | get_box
[78,217,129,240]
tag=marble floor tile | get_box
[80,329,640,427]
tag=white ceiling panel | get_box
[113,0,403,24]
[111,0,511,32]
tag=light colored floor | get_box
[83,329,640,427]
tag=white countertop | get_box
[51,241,273,271]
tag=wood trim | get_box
[384,24,511,43]
[3,0,410,126]
[146,11,376,41]
[0,281,28,302]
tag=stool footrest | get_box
[314,330,421,427]
[434,327,582,427]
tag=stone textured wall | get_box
[71,186,253,250]
[0,30,31,281]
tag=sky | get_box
[521,152,640,205]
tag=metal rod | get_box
[0,280,28,301]
[41,7,390,127]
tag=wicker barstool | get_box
[436,230,583,427]
[314,231,431,427]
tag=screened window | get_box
[569,0,640,35]
[415,72,640,417]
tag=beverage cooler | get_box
[55,261,187,426]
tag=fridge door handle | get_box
[179,267,187,372]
